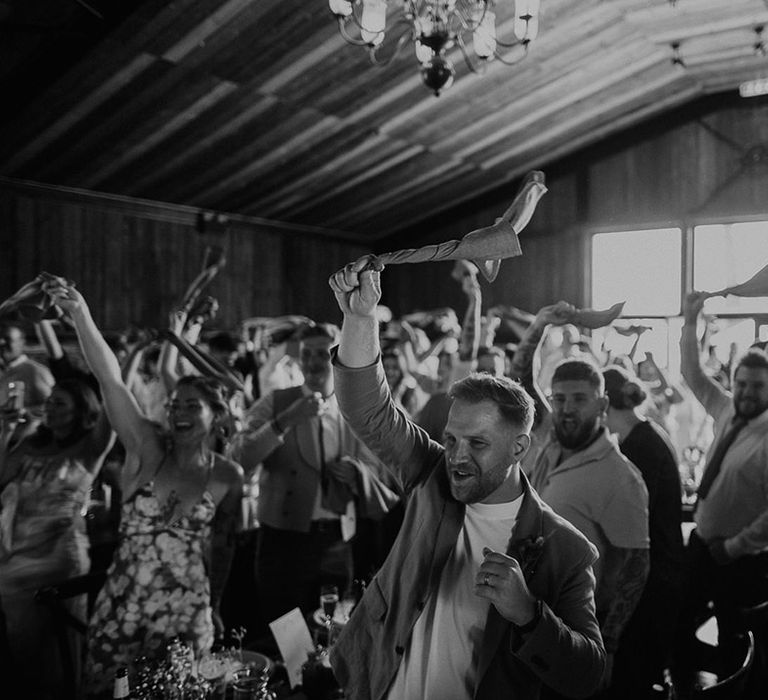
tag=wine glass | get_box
[319,584,339,646]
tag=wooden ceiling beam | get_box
[79,80,239,190]
[445,42,669,161]
[122,90,279,197]
[272,143,426,219]
[0,52,155,173]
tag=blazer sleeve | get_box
[333,352,445,492]
[512,548,606,698]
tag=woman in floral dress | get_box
[44,280,244,696]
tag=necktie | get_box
[318,415,328,495]
[696,415,748,502]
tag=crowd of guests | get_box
[0,261,766,699]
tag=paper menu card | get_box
[269,608,315,688]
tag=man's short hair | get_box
[552,358,605,393]
[735,347,768,374]
[449,373,534,432]
[297,322,340,344]
[477,345,505,360]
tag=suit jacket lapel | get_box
[476,472,545,684]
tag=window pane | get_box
[591,318,671,368]
[694,222,768,315]
[591,229,682,316]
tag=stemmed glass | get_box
[319,584,339,647]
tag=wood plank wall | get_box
[0,182,368,331]
[382,96,768,319]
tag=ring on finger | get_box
[483,573,490,586]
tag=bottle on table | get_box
[113,666,131,699]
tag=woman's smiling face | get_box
[167,384,216,444]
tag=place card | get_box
[269,608,315,688]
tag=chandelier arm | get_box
[493,35,525,49]
[454,0,487,33]
[369,21,417,67]
[456,32,483,75]
[337,16,374,46]
[493,41,530,66]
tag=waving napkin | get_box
[180,245,226,315]
[159,330,244,394]
[573,301,626,329]
[357,171,547,283]
[0,272,68,322]
[704,262,768,299]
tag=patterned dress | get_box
[84,482,216,694]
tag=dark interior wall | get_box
[0,181,370,331]
[381,94,768,318]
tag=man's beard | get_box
[554,416,601,451]
[734,396,768,420]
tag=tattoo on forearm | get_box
[602,548,650,651]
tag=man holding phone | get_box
[0,322,54,419]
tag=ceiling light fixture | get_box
[328,0,541,96]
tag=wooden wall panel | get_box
[0,183,369,331]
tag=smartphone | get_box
[6,380,25,411]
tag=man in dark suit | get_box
[229,323,398,632]
[327,259,605,700]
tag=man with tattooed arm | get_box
[512,302,650,699]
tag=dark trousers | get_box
[254,522,353,643]
[602,574,683,700]
[674,529,768,675]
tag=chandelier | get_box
[328,1,541,95]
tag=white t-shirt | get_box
[386,495,523,700]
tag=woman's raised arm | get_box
[44,280,152,454]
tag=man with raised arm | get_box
[327,259,604,700]
[512,302,650,698]
[676,291,768,666]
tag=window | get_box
[591,228,682,317]
[693,222,768,315]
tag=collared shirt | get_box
[694,390,768,558]
[530,428,649,613]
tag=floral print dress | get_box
[84,481,216,694]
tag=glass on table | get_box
[197,650,228,700]
[319,584,339,646]
[231,664,266,700]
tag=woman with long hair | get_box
[42,280,243,696]
[602,365,684,699]
[0,376,114,699]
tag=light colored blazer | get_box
[230,386,398,533]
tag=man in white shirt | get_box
[676,291,768,671]
[328,259,604,700]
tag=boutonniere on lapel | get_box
[515,534,550,579]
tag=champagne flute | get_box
[319,584,339,647]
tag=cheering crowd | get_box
[0,254,767,700]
